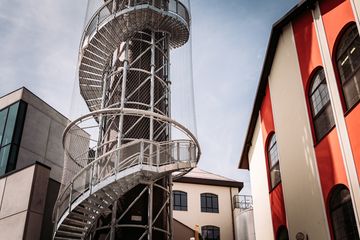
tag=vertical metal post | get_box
[89,163,94,193]
[140,141,144,165]
[157,144,160,167]
[148,183,154,240]
[149,31,156,165]
[117,41,129,168]
[95,71,109,180]
[168,175,173,240]
[69,183,73,214]
[110,200,118,240]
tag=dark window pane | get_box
[201,226,220,240]
[173,191,187,211]
[174,195,180,205]
[0,108,8,145]
[268,134,281,189]
[0,146,10,175]
[270,163,281,189]
[2,103,19,146]
[336,24,360,110]
[277,227,289,240]
[309,69,335,141]
[330,186,359,240]
[201,194,219,213]
[12,101,27,145]
[342,71,360,109]
[6,145,18,173]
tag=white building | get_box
[172,168,243,240]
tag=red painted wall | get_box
[260,85,287,238]
[292,2,352,238]
[319,0,360,183]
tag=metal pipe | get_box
[110,200,118,240]
[168,175,173,240]
[148,183,154,240]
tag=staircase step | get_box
[82,201,104,212]
[76,206,98,216]
[56,230,84,238]
[69,212,94,222]
[59,224,87,233]
[54,237,81,240]
[63,218,90,227]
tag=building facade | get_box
[172,168,243,240]
[239,0,360,239]
[0,87,70,239]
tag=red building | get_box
[239,0,360,239]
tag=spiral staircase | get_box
[53,0,200,239]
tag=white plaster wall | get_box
[234,208,255,240]
[172,182,237,240]
[248,115,274,240]
[351,0,360,30]
[268,23,330,239]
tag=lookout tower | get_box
[52,0,200,239]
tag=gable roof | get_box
[238,0,315,169]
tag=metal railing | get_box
[54,138,196,225]
[84,0,190,44]
[233,195,253,210]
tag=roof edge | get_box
[238,0,315,169]
[174,176,244,190]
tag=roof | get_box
[238,0,315,170]
[174,167,243,190]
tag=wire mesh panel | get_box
[54,0,200,239]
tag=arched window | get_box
[277,226,289,240]
[201,193,219,213]
[201,225,220,240]
[329,185,359,240]
[336,24,360,111]
[309,68,335,141]
[173,190,187,211]
[268,134,281,189]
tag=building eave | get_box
[174,176,244,191]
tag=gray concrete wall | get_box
[17,88,69,182]
[0,163,50,240]
[0,87,70,182]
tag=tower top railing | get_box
[82,0,190,48]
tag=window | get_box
[201,193,219,213]
[336,24,360,110]
[277,226,289,240]
[309,68,335,141]
[329,185,359,240]
[0,101,27,175]
[201,225,220,240]
[173,191,187,211]
[267,134,281,189]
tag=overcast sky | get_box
[0,0,298,194]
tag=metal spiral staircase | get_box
[53,0,200,239]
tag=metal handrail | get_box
[54,138,197,224]
[233,195,253,210]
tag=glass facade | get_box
[0,101,27,175]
